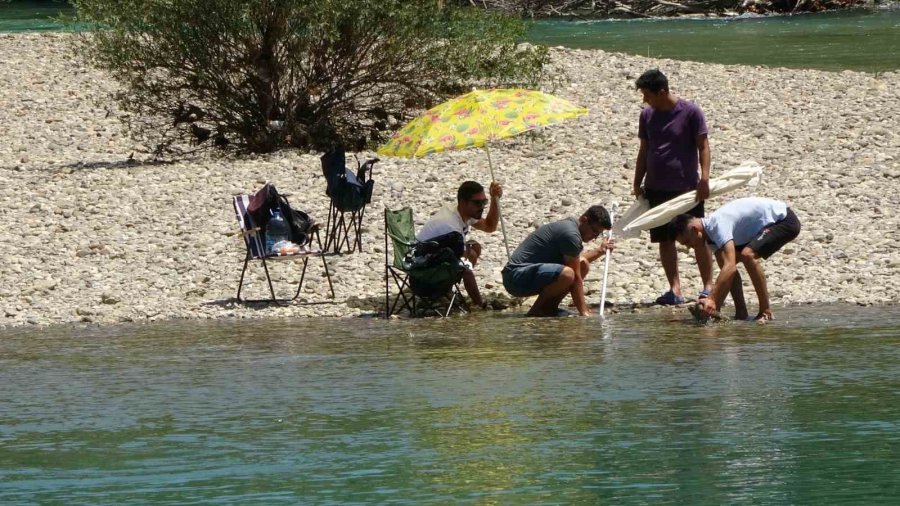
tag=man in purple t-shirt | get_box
[632,69,713,305]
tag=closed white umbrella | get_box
[622,161,764,233]
[610,196,649,240]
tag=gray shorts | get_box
[502,263,564,297]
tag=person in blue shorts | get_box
[669,197,801,321]
[502,205,613,317]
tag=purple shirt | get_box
[638,99,708,192]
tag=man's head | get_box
[669,213,705,248]
[635,69,670,109]
[457,181,488,220]
[578,205,612,242]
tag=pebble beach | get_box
[2,32,899,327]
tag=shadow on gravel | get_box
[202,297,339,310]
[58,156,176,171]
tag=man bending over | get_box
[417,180,502,308]
[669,197,801,321]
[502,205,613,317]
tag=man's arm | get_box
[694,241,714,292]
[581,238,612,264]
[696,134,710,201]
[565,254,590,316]
[701,241,737,316]
[634,139,648,197]
[472,181,502,233]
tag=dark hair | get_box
[583,205,611,230]
[667,214,695,239]
[457,181,484,202]
[635,69,669,93]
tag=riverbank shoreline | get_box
[465,0,874,19]
[2,33,898,328]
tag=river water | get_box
[2,305,898,503]
[2,3,900,72]
[527,8,900,73]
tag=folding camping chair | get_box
[384,207,468,318]
[321,148,377,254]
[233,194,335,303]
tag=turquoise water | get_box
[0,1,73,32]
[2,3,899,71]
[2,305,899,503]
[527,9,900,72]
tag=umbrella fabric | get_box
[377,89,588,158]
[611,196,649,240]
[622,161,764,233]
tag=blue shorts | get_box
[502,263,564,297]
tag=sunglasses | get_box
[589,221,606,236]
[469,199,489,207]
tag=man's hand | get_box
[754,309,773,322]
[601,238,615,253]
[489,181,503,199]
[699,297,718,317]
[696,178,710,201]
[633,184,643,198]
[579,308,592,317]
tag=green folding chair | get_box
[384,207,467,318]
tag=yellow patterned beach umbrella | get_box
[377,88,589,258]
[377,88,588,158]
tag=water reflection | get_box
[1,305,898,503]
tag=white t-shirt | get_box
[703,197,788,249]
[416,205,477,242]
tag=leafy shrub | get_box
[72,0,550,154]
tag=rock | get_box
[101,293,120,305]
[1,33,898,327]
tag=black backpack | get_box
[403,231,466,298]
[247,183,316,246]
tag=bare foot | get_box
[754,310,773,322]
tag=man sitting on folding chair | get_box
[417,180,503,309]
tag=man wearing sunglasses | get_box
[502,205,614,317]
[417,180,503,308]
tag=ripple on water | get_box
[1,305,898,503]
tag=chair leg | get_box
[346,209,361,253]
[237,251,251,301]
[324,202,336,253]
[320,254,335,298]
[445,290,458,318]
[337,213,351,253]
[387,269,414,317]
[261,256,278,302]
[294,257,309,301]
[354,207,366,252]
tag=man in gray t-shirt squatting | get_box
[502,205,614,317]
[668,197,801,321]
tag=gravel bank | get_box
[2,33,898,327]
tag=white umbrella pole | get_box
[599,202,618,318]
[484,144,511,260]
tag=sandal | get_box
[655,290,685,305]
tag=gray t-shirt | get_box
[507,218,583,267]
[703,197,788,249]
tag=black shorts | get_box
[644,188,704,243]
[738,208,801,259]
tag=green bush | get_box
[71,0,550,155]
